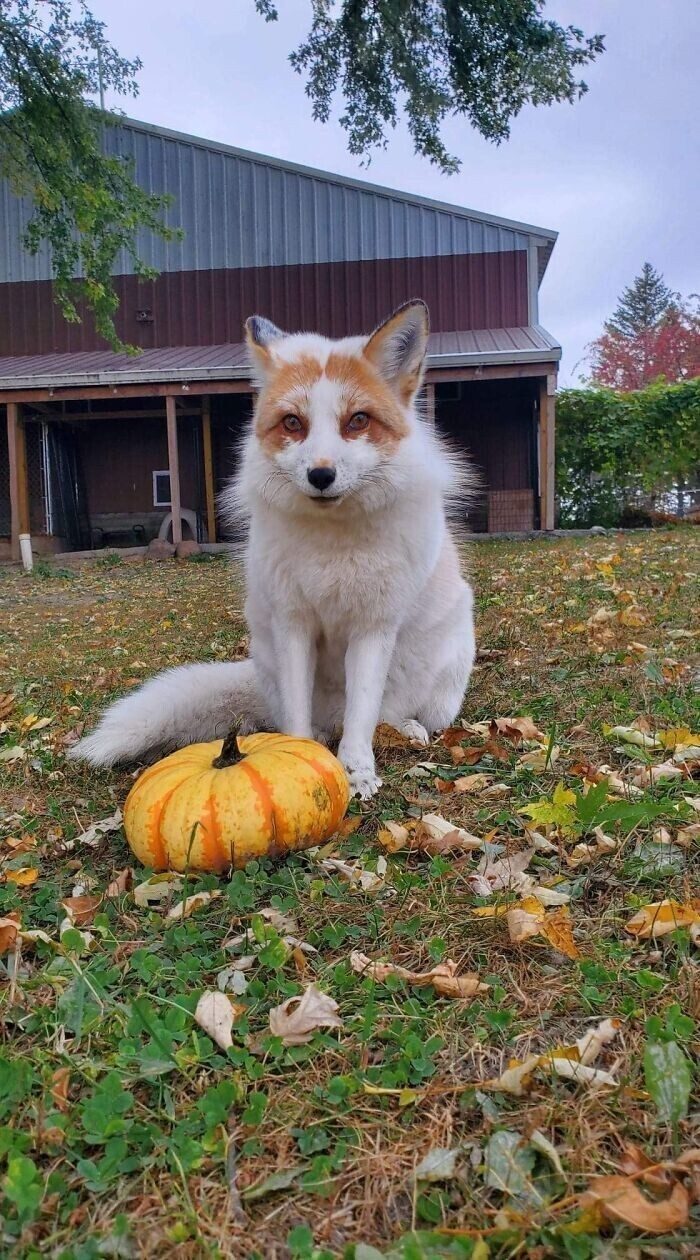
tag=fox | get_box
[70,301,476,798]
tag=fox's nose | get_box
[307,466,336,491]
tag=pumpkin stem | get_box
[212,728,242,768]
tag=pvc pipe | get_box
[19,533,33,572]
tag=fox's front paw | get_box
[398,719,430,745]
[338,742,382,799]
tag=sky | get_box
[93,0,700,383]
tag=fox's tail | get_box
[68,659,270,768]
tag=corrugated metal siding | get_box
[0,120,532,283]
[0,250,529,355]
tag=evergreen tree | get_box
[606,263,676,338]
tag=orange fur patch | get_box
[253,348,411,454]
[326,352,410,447]
[255,355,323,453]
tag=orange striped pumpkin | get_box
[123,732,350,873]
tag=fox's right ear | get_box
[244,315,285,377]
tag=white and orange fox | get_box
[71,301,476,798]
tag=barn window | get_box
[152,470,171,507]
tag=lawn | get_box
[0,530,698,1260]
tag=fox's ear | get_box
[363,301,429,402]
[245,315,285,377]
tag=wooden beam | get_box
[423,382,436,426]
[23,407,202,422]
[201,396,216,543]
[7,402,30,561]
[0,379,254,404]
[426,360,558,384]
[538,374,556,530]
[165,395,183,546]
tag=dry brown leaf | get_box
[5,833,36,853]
[506,905,542,944]
[0,693,15,720]
[50,1068,71,1113]
[319,856,387,893]
[195,990,236,1050]
[333,815,363,841]
[440,726,469,747]
[105,868,133,897]
[350,951,488,1001]
[0,912,21,954]
[677,822,700,845]
[374,723,416,749]
[468,847,534,895]
[166,890,221,920]
[485,1019,620,1095]
[583,1176,689,1234]
[410,814,483,856]
[483,1054,542,1096]
[269,983,343,1046]
[625,898,700,940]
[493,716,546,742]
[540,905,580,960]
[434,777,455,793]
[452,772,494,793]
[61,894,103,927]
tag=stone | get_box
[146,538,175,560]
[175,539,202,559]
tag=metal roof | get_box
[1,117,557,285]
[0,327,560,391]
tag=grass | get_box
[0,529,698,1260]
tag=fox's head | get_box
[241,302,429,515]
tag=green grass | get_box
[0,530,698,1259]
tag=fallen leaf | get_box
[350,951,488,1000]
[483,1054,542,1096]
[411,814,483,855]
[484,1019,620,1095]
[506,905,542,944]
[677,822,700,845]
[166,890,221,920]
[259,907,298,935]
[520,784,578,837]
[319,857,387,893]
[625,899,700,940]
[75,809,123,848]
[576,1018,622,1064]
[133,872,185,907]
[0,912,21,954]
[241,1166,307,1202]
[539,905,580,960]
[50,1068,71,1113]
[452,772,494,793]
[468,847,534,894]
[530,1129,565,1177]
[415,1148,460,1181]
[269,983,343,1046]
[484,1130,541,1202]
[0,693,15,720]
[629,761,685,788]
[374,723,416,749]
[61,894,103,927]
[105,868,133,897]
[195,990,236,1050]
[377,820,410,852]
[493,716,546,743]
[583,1176,689,1233]
[517,745,560,773]
[5,867,39,886]
[0,746,26,764]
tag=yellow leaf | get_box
[5,868,39,886]
[540,905,580,959]
[350,951,488,1000]
[624,899,700,939]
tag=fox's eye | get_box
[346,411,370,432]
[282,414,303,433]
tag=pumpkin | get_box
[123,731,350,873]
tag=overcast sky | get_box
[93,0,700,383]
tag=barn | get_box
[0,118,560,560]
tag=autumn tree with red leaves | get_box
[589,265,700,390]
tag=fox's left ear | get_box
[363,301,429,403]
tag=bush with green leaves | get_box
[556,377,700,527]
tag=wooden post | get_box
[165,395,182,546]
[538,374,556,530]
[424,382,436,427]
[7,403,30,561]
[201,396,216,543]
